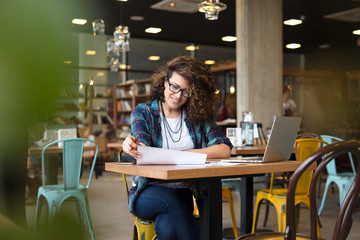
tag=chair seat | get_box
[39,184,86,192]
[237,232,325,240]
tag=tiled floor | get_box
[26,170,360,240]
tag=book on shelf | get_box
[93,113,114,125]
[118,115,130,125]
[116,100,132,111]
[136,82,152,95]
[117,86,133,98]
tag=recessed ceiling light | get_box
[286,43,301,49]
[222,36,237,42]
[204,60,216,65]
[63,60,72,64]
[319,44,331,49]
[130,15,144,21]
[148,56,160,61]
[145,27,162,34]
[283,19,302,26]
[85,50,96,55]
[185,45,199,51]
[119,64,131,70]
[72,18,87,25]
[353,29,360,35]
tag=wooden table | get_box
[28,145,97,155]
[28,145,97,184]
[105,160,305,240]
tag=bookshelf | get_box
[87,84,115,135]
[47,84,87,127]
[114,78,152,139]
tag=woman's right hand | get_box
[122,136,141,159]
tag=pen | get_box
[130,135,139,151]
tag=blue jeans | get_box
[133,185,199,240]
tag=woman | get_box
[122,56,232,240]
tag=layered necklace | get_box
[160,101,183,149]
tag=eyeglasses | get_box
[167,79,191,98]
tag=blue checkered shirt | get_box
[128,99,232,212]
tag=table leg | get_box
[197,179,222,240]
[240,177,253,234]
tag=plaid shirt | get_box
[128,99,233,212]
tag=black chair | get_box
[237,140,360,240]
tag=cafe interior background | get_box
[1,0,360,238]
[27,0,359,145]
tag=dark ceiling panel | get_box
[64,0,360,54]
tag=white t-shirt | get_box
[149,111,194,189]
[160,111,194,150]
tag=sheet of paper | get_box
[137,146,207,165]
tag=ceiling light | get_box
[198,0,227,20]
[119,64,131,70]
[283,19,302,26]
[85,50,96,55]
[148,56,160,61]
[169,2,176,7]
[353,29,360,35]
[130,15,144,21]
[286,43,301,49]
[319,44,331,49]
[145,27,162,34]
[185,45,199,51]
[72,18,87,25]
[204,60,215,65]
[222,36,237,42]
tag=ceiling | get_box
[64,0,360,54]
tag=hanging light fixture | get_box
[106,1,130,72]
[92,18,105,36]
[198,0,227,20]
[113,25,130,52]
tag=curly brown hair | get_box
[148,56,218,125]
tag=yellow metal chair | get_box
[251,138,327,237]
[222,186,239,238]
[122,173,156,240]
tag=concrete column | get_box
[236,0,283,130]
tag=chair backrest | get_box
[41,138,99,190]
[294,138,327,195]
[296,132,321,139]
[285,141,360,240]
[320,135,356,175]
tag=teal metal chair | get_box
[34,138,99,240]
[318,135,356,216]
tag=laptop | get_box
[222,116,301,163]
